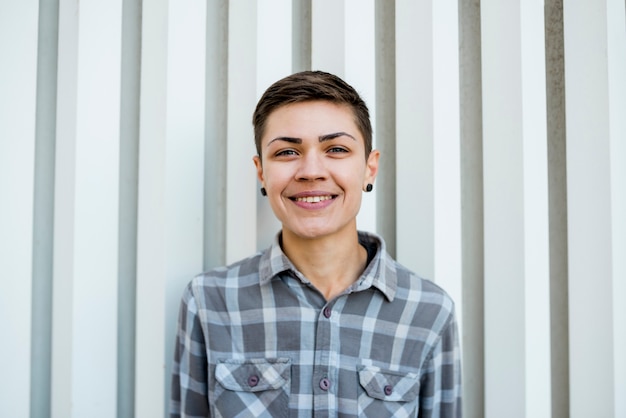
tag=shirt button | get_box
[384,385,393,396]
[323,306,332,318]
[319,378,330,391]
[248,375,259,387]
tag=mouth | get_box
[291,195,335,203]
[288,191,338,208]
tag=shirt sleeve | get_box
[418,309,463,418]
[170,282,211,418]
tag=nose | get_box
[295,151,327,181]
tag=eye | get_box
[275,149,298,157]
[327,146,349,154]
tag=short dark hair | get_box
[252,71,372,158]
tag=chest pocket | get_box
[214,358,291,418]
[357,366,420,417]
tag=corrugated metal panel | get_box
[0,1,624,417]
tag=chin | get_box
[282,220,354,241]
[289,228,331,240]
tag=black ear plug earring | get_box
[365,184,373,192]
[260,187,267,196]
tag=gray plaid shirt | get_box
[171,232,462,417]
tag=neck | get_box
[281,228,368,301]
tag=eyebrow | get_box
[266,131,356,147]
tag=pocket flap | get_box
[216,358,290,392]
[358,366,420,402]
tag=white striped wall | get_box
[0,1,624,417]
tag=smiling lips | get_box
[292,195,334,203]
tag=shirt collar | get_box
[258,231,397,302]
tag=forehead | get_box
[263,101,360,140]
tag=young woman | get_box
[171,71,462,418]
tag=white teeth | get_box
[295,195,332,203]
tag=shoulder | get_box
[357,230,456,317]
[393,258,453,300]
[184,250,265,301]
[391,260,457,332]
[397,261,454,305]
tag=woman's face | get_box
[253,100,379,241]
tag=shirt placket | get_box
[312,301,338,418]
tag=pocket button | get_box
[248,375,259,387]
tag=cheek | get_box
[263,169,290,193]
[345,164,368,186]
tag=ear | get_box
[253,155,264,184]
[364,149,380,186]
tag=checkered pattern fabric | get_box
[170,232,462,417]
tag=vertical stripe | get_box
[458,0,485,416]
[292,0,312,72]
[520,2,552,415]
[72,1,123,416]
[311,0,346,76]
[564,0,626,416]
[482,3,525,416]
[395,0,434,279]
[135,0,168,415]
[30,0,59,417]
[374,0,396,257]
[607,0,626,413]
[204,0,229,270]
[0,1,39,416]
[117,0,141,416]
[226,0,258,263]
[544,1,569,417]
[51,2,79,415]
